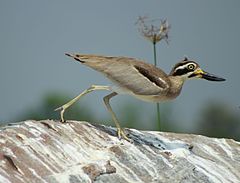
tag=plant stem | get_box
[153,41,161,130]
[153,42,157,66]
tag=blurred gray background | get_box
[1,1,239,140]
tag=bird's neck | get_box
[168,76,185,99]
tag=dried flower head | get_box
[136,16,170,44]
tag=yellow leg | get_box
[55,85,110,122]
[103,92,131,142]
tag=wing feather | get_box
[68,54,170,95]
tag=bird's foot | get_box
[54,105,67,123]
[117,128,133,143]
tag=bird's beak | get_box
[189,68,226,81]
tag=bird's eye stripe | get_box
[175,63,196,70]
[175,65,186,70]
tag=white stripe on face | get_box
[175,62,197,71]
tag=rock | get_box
[0,120,239,183]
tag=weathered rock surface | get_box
[0,120,239,183]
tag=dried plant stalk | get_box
[136,16,170,44]
[136,16,171,130]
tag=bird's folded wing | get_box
[80,56,170,95]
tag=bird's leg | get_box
[55,85,110,122]
[103,92,131,142]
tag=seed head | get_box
[135,16,170,44]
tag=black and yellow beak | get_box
[189,69,226,81]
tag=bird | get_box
[55,54,225,141]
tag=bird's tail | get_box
[65,53,86,63]
[65,53,114,64]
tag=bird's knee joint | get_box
[103,96,109,103]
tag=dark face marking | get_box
[170,61,198,76]
[172,68,189,76]
[172,61,190,71]
[134,65,166,89]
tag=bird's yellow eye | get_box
[187,64,195,70]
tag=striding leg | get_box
[103,92,131,141]
[55,85,110,122]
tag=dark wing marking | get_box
[134,65,168,89]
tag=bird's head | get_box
[169,57,226,82]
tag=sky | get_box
[0,1,240,131]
